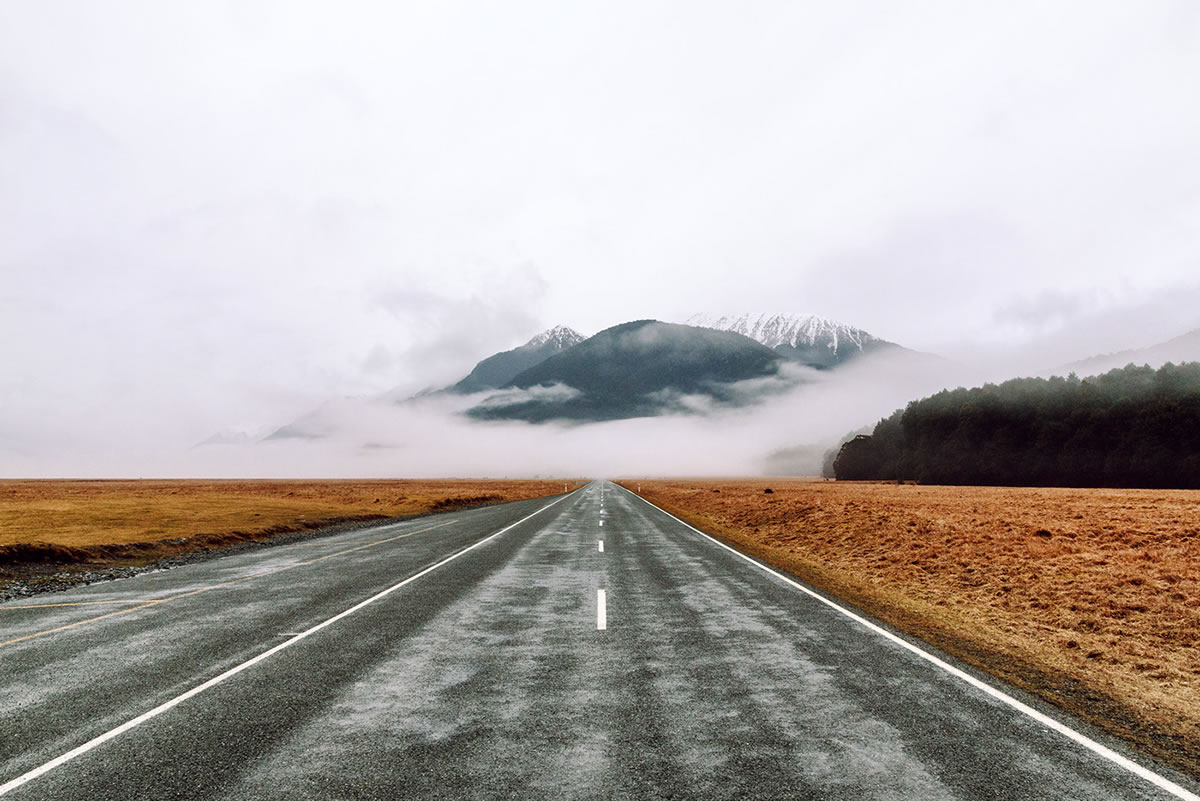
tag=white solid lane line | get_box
[597,589,607,630]
[0,493,574,797]
[618,484,1200,801]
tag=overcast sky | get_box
[3,2,1199,474]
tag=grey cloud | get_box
[1019,282,1200,371]
[472,382,583,411]
[993,289,1097,330]
[802,213,1025,346]
[365,263,550,393]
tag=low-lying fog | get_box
[1,346,1045,478]
[8,284,1200,479]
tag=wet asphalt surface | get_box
[1,481,1197,800]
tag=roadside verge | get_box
[617,478,1200,785]
[1,479,579,600]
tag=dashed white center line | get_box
[599,519,604,527]
[598,540,604,552]
[597,589,607,630]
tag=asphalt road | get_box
[1,481,1197,800]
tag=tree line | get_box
[833,362,1200,488]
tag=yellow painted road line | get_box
[0,602,165,648]
[0,520,455,650]
[0,600,162,609]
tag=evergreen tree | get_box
[833,362,1200,488]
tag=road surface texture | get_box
[2,481,1197,800]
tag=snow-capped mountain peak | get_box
[687,313,876,351]
[525,325,585,349]
[685,313,893,368]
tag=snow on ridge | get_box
[685,313,875,352]
[525,325,585,349]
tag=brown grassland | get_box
[0,479,573,576]
[621,478,1200,778]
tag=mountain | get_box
[685,313,898,368]
[450,325,585,393]
[468,320,787,422]
[1062,327,1200,377]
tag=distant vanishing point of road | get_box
[1,482,1197,800]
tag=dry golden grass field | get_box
[620,478,1200,778]
[0,479,574,571]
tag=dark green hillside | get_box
[773,337,900,369]
[834,362,1200,488]
[468,320,785,422]
[451,326,584,393]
